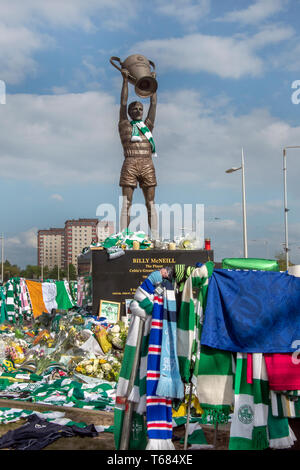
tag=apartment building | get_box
[38,228,65,270]
[38,218,115,273]
[64,218,99,270]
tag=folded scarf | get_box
[229,353,296,450]
[156,280,184,400]
[146,291,174,450]
[229,353,269,450]
[264,353,300,391]
[196,345,234,425]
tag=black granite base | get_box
[92,249,213,316]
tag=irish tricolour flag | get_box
[26,280,75,318]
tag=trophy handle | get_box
[149,60,156,72]
[110,56,136,82]
[110,56,123,73]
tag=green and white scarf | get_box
[270,389,300,418]
[5,280,16,323]
[179,419,212,449]
[0,378,116,412]
[114,289,154,450]
[131,120,157,157]
[177,262,234,424]
[229,353,296,450]
[177,263,214,384]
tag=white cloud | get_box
[6,227,37,249]
[131,26,294,79]
[0,0,139,84]
[1,88,300,194]
[0,23,51,84]
[4,227,38,268]
[0,91,120,184]
[219,0,288,25]
[0,1,139,32]
[50,193,64,202]
[154,0,210,27]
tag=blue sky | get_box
[1,0,300,268]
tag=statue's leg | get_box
[120,186,134,232]
[142,186,158,239]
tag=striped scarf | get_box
[229,353,296,450]
[174,264,195,293]
[1,377,116,411]
[5,280,15,323]
[131,120,157,157]
[177,262,214,384]
[19,278,32,320]
[177,262,234,424]
[0,286,7,324]
[114,274,159,450]
[270,390,300,418]
[146,291,174,450]
[69,281,78,305]
[156,280,184,399]
[77,277,85,307]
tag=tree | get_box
[20,265,41,280]
[274,251,294,271]
[3,260,21,281]
[68,263,77,280]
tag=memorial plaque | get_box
[92,249,213,316]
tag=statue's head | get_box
[128,101,143,120]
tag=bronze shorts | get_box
[119,157,157,188]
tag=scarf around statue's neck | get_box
[130,120,157,157]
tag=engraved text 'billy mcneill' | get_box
[132,258,176,264]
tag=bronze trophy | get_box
[110,54,158,97]
[111,54,159,239]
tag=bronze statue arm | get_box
[119,69,129,121]
[147,70,157,126]
[147,91,157,126]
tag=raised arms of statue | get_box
[120,69,129,122]
[147,85,157,127]
[119,69,157,125]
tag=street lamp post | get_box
[226,148,248,258]
[283,146,300,270]
[1,234,3,283]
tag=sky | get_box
[1,0,300,268]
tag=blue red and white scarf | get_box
[146,292,174,450]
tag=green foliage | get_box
[274,251,294,271]
[68,263,77,280]
[3,259,21,281]
[20,264,41,280]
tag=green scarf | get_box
[114,287,154,450]
[177,262,214,384]
[229,353,295,450]
[131,120,157,157]
[177,262,233,424]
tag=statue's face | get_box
[128,101,143,120]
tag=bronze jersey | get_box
[118,117,154,158]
